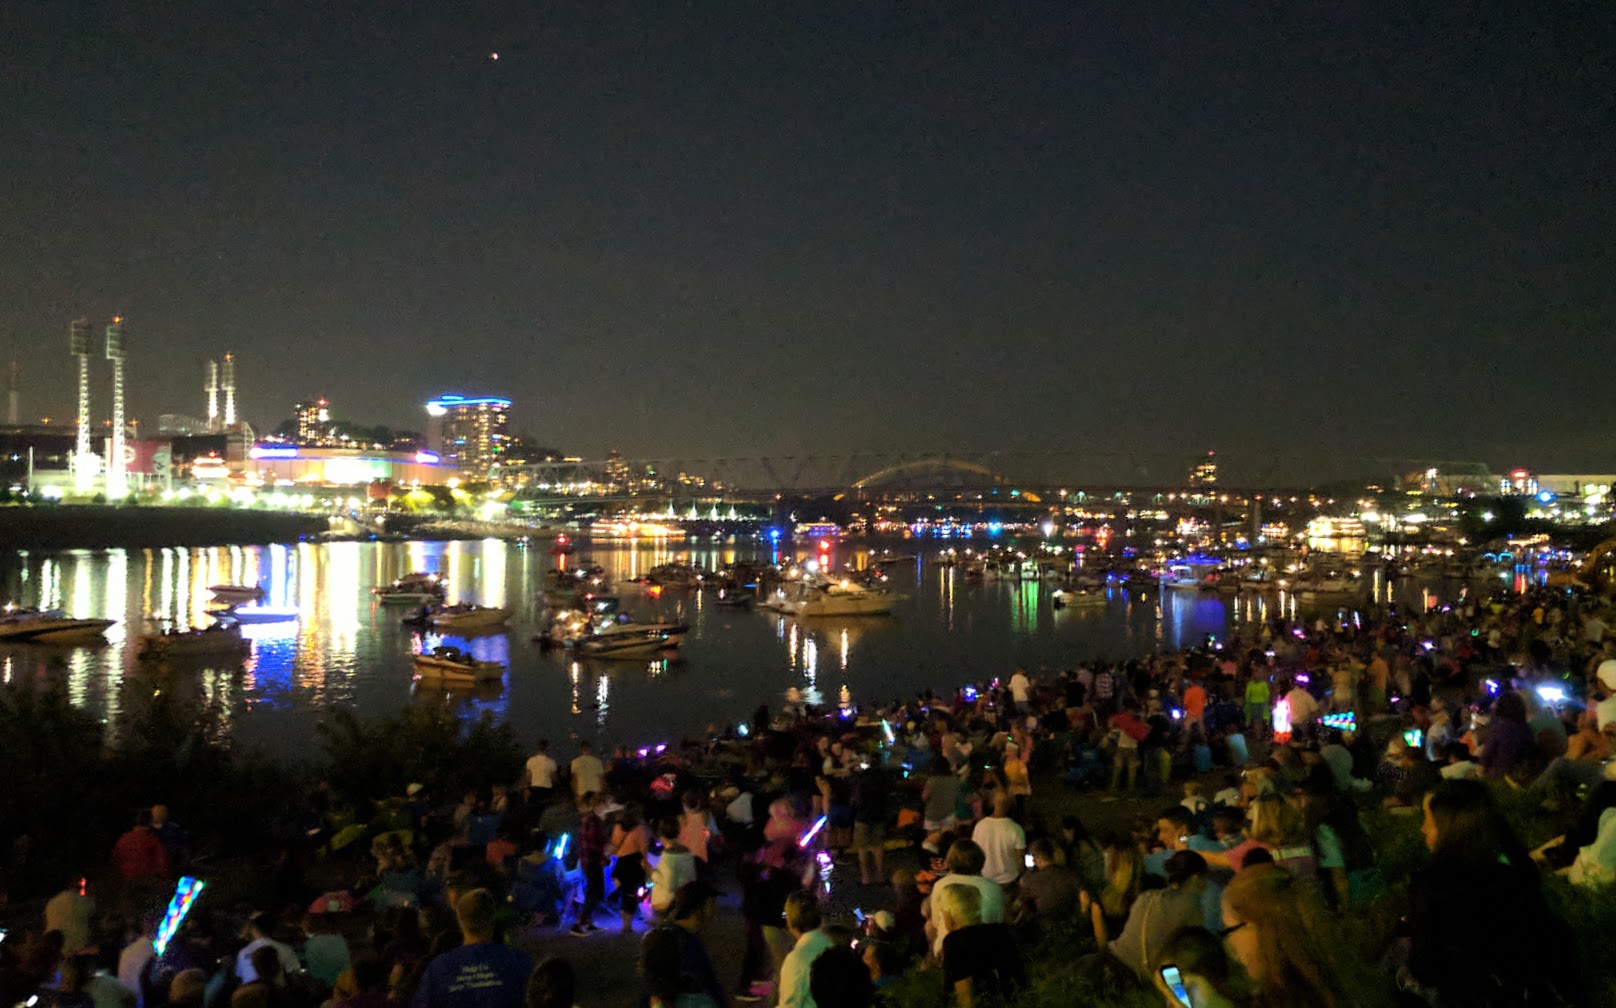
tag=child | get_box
[648,818,696,919]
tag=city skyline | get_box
[4,4,1612,481]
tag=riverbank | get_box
[0,505,327,549]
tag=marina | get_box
[0,534,1550,754]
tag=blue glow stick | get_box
[553,833,569,859]
[153,877,205,956]
[798,815,828,848]
[882,719,895,745]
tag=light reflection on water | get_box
[0,539,1521,755]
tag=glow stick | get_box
[153,876,205,956]
[798,815,828,848]
[882,719,895,745]
[553,833,569,859]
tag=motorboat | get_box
[574,622,689,657]
[137,623,249,660]
[208,584,264,602]
[760,579,904,617]
[426,605,513,631]
[373,573,445,605]
[1299,572,1358,596]
[1051,588,1107,609]
[412,646,503,685]
[0,607,116,644]
[1160,564,1203,589]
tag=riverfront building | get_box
[425,394,510,480]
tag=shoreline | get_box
[0,505,327,550]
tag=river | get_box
[0,537,1450,756]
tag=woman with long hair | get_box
[1405,779,1585,1006]
[1079,836,1143,945]
[1221,863,1380,1008]
[609,804,652,933]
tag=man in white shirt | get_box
[525,739,557,806]
[569,741,604,806]
[925,839,1005,956]
[1008,669,1031,713]
[971,791,1026,887]
[778,891,833,1008]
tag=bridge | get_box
[499,449,1357,512]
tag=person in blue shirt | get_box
[412,889,532,1008]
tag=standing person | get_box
[776,892,832,1008]
[921,758,961,833]
[849,763,889,887]
[649,819,697,921]
[1243,674,1271,735]
[112,811,169,883]
[1007,669,1031,715]
[1001,743,1031,824]
[525,741,557,807]
[677,791,712,867]
[570,794,608,936]
[149,805,189,873]
[1181,678,1208,746]
[412,889,533,1008]
[733,849,803,1004]
[1107,706,1147,792]
[569,743,605,807]
[44,873,95,956]
[610,807,653,933]
[970,791,1025,889]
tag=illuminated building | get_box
[295,398,331,442]
[424,394,510,480]
[1190,451,1218,487]
[246,444,457,486]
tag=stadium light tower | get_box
[68,318,96,494]
[105,317,127,499]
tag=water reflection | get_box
[0,538,1515,754]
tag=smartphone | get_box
[1160,965,1192,1008]
[1024,854,1035,869]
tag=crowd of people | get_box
[4,581,1616,1008]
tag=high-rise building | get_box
[425,394,510,479]
[1190,451,1218,487]
[295,398,330,442]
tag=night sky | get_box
[3,2,1612,483]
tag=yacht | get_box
[760,579,904,617]
[0,608,116,644]
[575,622,688,657]
[373,573,445,605]
[208,584,264,603]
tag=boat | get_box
[426,605,513,631]
[575,622,689,657]
[1298,572,1358,596]
[208,584,264,602]
[645,562,703,588]
[373,573,445,605]
[760,579,904,617]
[137,624,249,660]
[0,608,116,644]
[218,606,299,625]
[412,646,504,685]
[1160,564,1203,589]
[1051,588,1107,609]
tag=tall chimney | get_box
[205,359,219,431]
[221,352,236,428]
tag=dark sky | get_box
[3,2,1612,483]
